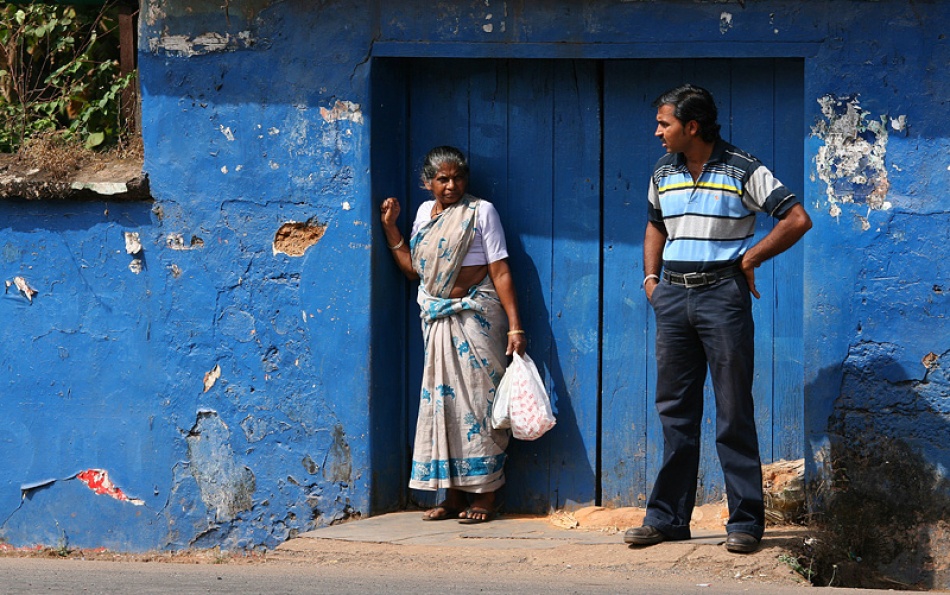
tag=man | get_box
[624,84,812,554]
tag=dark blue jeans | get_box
[643,274,765,540]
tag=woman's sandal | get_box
[458,506,496,524]
[422,504,462,521]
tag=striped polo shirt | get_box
[648,140,798,273]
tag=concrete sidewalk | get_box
[287,511,732,550]
[276,511,814,590]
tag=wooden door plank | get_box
[731,59,778,466]
[601,59,668,507]
[547,60,601,509]
[501,59,558,512]
[468,60,509,217]
[771,59,806,462]
[370,58,411,512]
[405,59,474,508]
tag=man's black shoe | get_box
[623,525,666,546]
[724,532,761,553]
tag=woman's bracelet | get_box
[507,330,525,336]
[388,238,405,250]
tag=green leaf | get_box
[85,131,104,149]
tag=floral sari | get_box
[408,194,509,493]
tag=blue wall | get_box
[1,1,947,570]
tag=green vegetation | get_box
[0,1,135,153]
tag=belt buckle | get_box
[681,272,708,288]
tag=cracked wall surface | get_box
[1,1,948,568]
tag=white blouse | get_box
[411,199,509,266]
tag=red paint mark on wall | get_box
[76,469,145,506]
[0,544,44,552]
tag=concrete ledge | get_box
[0,154,150,202]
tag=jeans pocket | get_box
[649,281,665,311]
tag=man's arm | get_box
[740,203,812,299]
[643,221,667,301]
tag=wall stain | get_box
[186,410,256,522]
[323,425,352,485]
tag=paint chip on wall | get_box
[167,234,205,251]
[204,364,222,392]
[76,469,145,506]
[320,101,363,125]
[923,352,939,370]
[273,221,327,257]
[149,31,258,56]
[6,276,37,303]
[720,12,733,34]
[124,232,143,255]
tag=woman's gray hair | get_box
[420,146,469,184]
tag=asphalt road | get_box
[0,557,886,594]
[0,512,896,594]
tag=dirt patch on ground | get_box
[554,502,729,533]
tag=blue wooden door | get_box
[400,58,803,512]
[404,59,601,511]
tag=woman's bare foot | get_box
[422,489,466,521]
[459,492,496,523]
[422,505,460,520]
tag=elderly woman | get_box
[380,146,526,524]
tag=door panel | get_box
[405,60,600,512]
[401,57,803,512]
[601,59,804,506]
[770,60,806,462]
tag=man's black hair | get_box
[653,84,722,143]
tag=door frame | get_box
[369,53,809,515]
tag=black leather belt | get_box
[662,264,741,288]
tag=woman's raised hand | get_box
[380,197,401,228]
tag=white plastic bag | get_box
[491,352,556,440]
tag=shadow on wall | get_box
[804,346,950,590]
[502,236,596,513]
[405,235,597,515]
